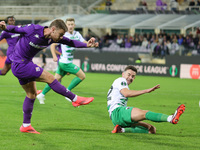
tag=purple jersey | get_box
[5,24,87,63]
[0,30,20,56]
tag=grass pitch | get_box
[0,71,200,150]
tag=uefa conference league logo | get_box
[169,65,178,77]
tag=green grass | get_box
[0,71,200,150]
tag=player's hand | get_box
[0,21,7,30]
[88,37,95,43]
[146,84,160,93]
[87,37,99,48]
[53,56,58,62]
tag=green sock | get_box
[42,84,52,95]
[145,111,169,122]
[125,126,149,133]
[67,77,82,91]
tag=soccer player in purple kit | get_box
[0,19,98,134]
[0,16,20,76]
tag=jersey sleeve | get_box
[113,78,129,91]
[59,36,87,48]
[77,32,85,42]
[5,24,34,35]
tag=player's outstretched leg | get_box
[145,104,185,124]
[48,79,94,107]
[170,104,185,124]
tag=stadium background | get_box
[0,0,200,79]
[0,1,200,150]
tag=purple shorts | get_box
[11,61,43,85]
[5,56,12,64]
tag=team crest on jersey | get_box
[121,81,127,86]
[35,67,40,72]
[74,66,78,70]
[34,34,39,38]
[126,107,130,110]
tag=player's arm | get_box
[59,36,98,48]
[83,40,87,44]
[55,50,61,57]
[50,43,59,62]
[77,32,98,47]
[120,84,160,97]
[0,21,31,34]
[55,49,61,56]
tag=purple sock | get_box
[23,96,35,123]
[0,70,2,75]
[49,79,76,100]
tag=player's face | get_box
[66,21,75,33]
[122,69,136,85]
[50,27,65,42]
[7,17,15,25]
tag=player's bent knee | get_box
[77,70,85,80]
[143,110,149,119]
[38,70,55,83]
[46,74,56,83]
[26,93,37,99]
[131,108,147,121]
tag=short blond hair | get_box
[65,18,75,23]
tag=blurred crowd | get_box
[137,0,200,12]
[85,28,200,58]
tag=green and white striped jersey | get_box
[107,77,129,117]
[59,31,85,64]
